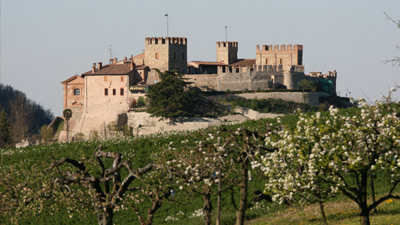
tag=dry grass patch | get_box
[245,198,400,225]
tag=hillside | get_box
[0,83,54,144]
[1,104,400,225]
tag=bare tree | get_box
[47,145,153,225]
[384,12,400,66]
[9,95,32,142]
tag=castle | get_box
[60,37,337,140]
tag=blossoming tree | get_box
[160,127,266,225]
[260,94,400,225]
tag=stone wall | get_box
[144,37,187,74]
[216,41,238,64]
[72,75,131,136]
[226,91,331,106]
[256,44,303,70]
[184,65,288,91]
[184,74,218,90]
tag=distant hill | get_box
[0,83,54,142]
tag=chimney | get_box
[130,60,135,70]
[113,57,118,64]
[123,56,127,62]
[130,54,135,70]
[97,62,102,70]
[92,63,96,73]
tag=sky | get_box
[1,0,400,115]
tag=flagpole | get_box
[165,12,169,37]
[225,25,227,42]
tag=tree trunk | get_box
[66,119,69,142]
[98,207,113,225]
[236,159,248,225]
[316,179,328,225]
[360,171,370,225]
[203,193,212,225]
[216,175,222,225]
[370,172,377,214]
[360,205,370,225]
[318,198,328,225]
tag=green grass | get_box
[5,105,396,225]
[0,118,283,225]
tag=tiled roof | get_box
[136,65,149,70]
[189,61,227,66]
[61,75,83,84]
[82,64,133,76]
[230,59,256,67]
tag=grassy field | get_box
[0,117,282,225]
[3,106,397,225]
[246,197,400,225]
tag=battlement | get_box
[217,64,283,74]
[145,37,187,45]
[217,41,238,48]
[256,44,303,52]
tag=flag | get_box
[165,14,168,17]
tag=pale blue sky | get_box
[2,0,400,115]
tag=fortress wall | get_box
[283,71,305,89]
[217,71,252,91]
[227,92,331,106]
[185,67,291,92]
[255,44,303,70]
[184,74,218,90]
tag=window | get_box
[120,88,124,96]
[280,58,283,64]
[73,88,80,96]
[121,76,124,82]
[265,59,268,64]
[155,52,159,59]
[113,89,116,95]
[104,88,108,96]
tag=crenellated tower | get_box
[216,41,238,65]
[144,37,187,74]
[256,44,303,71]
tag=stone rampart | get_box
[224,91,331,106]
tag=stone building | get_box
[60,37,337,140]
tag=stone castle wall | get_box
[216,41,238,64]
[144,37,187,75]
[71,75,131,136]
[223,91,331,106]
[256,44,303,70]
[184,65,300,92]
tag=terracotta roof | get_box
[61,75,83,84]
[136,65,149,70]
[82,64,133,76]
[230,59,256,67]
[188,61,227,67]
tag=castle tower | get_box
[256,44,303,71]
[144,37,187,74]
[216,41,238,65]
